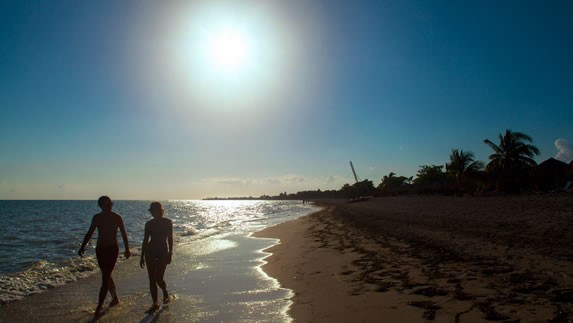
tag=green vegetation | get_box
[446,149,483,181]
[484,130,540,172]
[377,172,412,195]
[205,129,572,200]
[483,129,540,192]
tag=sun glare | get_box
[190,17,262,83]
[159,2,300,111]
[178,8,278,107]
[207,27,252,71]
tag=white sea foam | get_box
[0,257,98,304]
[0,200,319,305]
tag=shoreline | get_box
[0,200,319,320]
[254,195,573,322]
[253,204,424,322]
[0,250,154,322]
[2,196,572,321]
[0,231,294,322]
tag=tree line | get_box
[272,129,573,200]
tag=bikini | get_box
[145,228,169,260]
[96,244,119,269]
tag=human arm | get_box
[167,220,173,264]
[140,222,149,268]
[78,216,97,257]
[118,215,131,259]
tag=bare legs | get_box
[145,253,170,307]
[95,246,119,315]
[108,277,119,306]
[95,269,119,314]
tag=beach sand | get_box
[1,195,572,322]
[254,195,573,322]
[0,233,292,322]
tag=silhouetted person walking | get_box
[78,196,131,316]
[140,202,173,311]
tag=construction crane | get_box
[349,161,360,183]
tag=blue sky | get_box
[1,0,572,199]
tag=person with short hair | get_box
[79,196,131,316]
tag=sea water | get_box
[0,200,319,307]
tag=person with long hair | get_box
[140,201,173,310]
[78,196,131,316]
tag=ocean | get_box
[0,199,319,316]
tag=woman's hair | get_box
[149,202,164,217]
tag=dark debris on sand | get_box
[309,196,573,322]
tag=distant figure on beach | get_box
[78,196,131,316]
[140,202,173,310]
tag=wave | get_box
[0,200,319,305]
[0,232,210,306]
[0,257,98,305]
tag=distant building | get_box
[530,158,568,191]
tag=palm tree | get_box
[446,149,483,181]
[381,172,397,187]
[483,129,540,191]
[378,172,412,191]
[483,129,540,172]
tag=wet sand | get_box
[0,233,292,322]
[254,195,573,322]
[2,195,572,322]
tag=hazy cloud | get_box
[201,174,352,194]
[265,178,281,185]
[555,138,573,162]
[261,175,306,185]
[326,175,349,185]
[210,177,250,185]
[282,175,306,184]
[204,175,308,186]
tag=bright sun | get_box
[173,3,293,109]
[206,27,252,71]
[193,20,259,80]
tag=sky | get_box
[1,0,572,200]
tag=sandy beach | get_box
[1,195,572,322]
[0,232,293,322]
[254,195,573,322]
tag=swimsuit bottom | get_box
[145,249,169,262]
[96,245,119,269]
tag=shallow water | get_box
[0,200,318,306]
[160,233,293,321]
